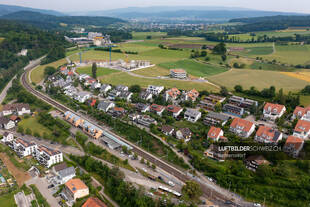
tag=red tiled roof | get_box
[208,126,222,139]
[65,179,88,194]
[113,107,125,112]
[285,136,304,151]
[82,197,107,207]
[10,115,19,121]
[264,102,285,114]
[166,88,180,98]
[294,119,310,133]
[255,126,280,142]
[170,69,186,73]
[166,105,183,113]
[230,118,254,133]
[187,89,199,100]
[150,104,165,112]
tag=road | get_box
[20,61,258,207]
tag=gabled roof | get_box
[65,178,88,193]
[285,136,304,151]
[161,125,174,134]
[230,118,254,133]
[255,126,281,142]
[177,128,192,137]
[54,163,68,172]
[58,166,75,178]
[294,119,310,133]
[264,102,286,114]
[208,126,222,139]
[82,197,107,207]
[293,106,305,117]
[170,69,186,73]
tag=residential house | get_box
[109,107,126,117]
[84,77,97,87]
[292,106,310,121]
[184,108,201,123]
[97,101,115,113]
[150,104,165,116]
[0,117,15,129]
[107,89,121,100]
[293,119,310,139]
[255,126,282,144]
[34,145,63,168]
[135,103,150,113]
[129,113,139,121]
[136,115,157,127]
[182,89,199,102]
[205,94,226,103]
[207,126,224,142]
[64,86,78,98]
[166,105,183,118]
[203,112,230,126]
[86,99,97,107]
[119,91,133,102]
[100,84,112,94]
[204,144,228,162]
[199,99,217,111]
[1,132,14,143]
[161,125,174,136]
[91,81,101,90]
[79,74,91,82]
[164,88,181,102]
[175,128,192,142]
[2,103,31,116]
[170,69,187,79]
[146,85,164,95]
[115,85,128,92]
[230,118,255,138]
[74,92,91,103]
[53,163,76,184]
[284,135,304,157]
[228,96,258,109]
[10,115,21,124]
[13,138,37,157]
[223,104,244,116]
[63,178,89,201]
[245,155,270,171]
[263,103,286,121]
[139,91,153,101]
[82,197,107,207]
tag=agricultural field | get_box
[132,66,170,77]
[0,192,16,207]
[208,69,309,92]
[159,59,228,77]
[233,46,274,56]
[31,58,67,84]
[281,71,310,82]
[76,66,120,77]
[132,32,167,40]
[100,72,219,92]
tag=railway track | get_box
[21,68,237,204]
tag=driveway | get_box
[26,177,60,207]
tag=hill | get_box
[0,4,63,16]
[0,11,126,29]
[230,15,310,32]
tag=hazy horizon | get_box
[1,0,310,14]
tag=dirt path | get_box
[0,153,31,186]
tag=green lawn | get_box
[100,72,219,92]
[30,58,67,84]
[19,116,52,137]
[0,192,16,207]
[208,69,309,92]
[76,66,119,77]
[235,46,274,56]
[159,59,228,77]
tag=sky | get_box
[1,0,310,13]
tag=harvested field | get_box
[0,153,31,186]
[281,71,310,82]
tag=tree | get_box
[221,54,227,62]
[200,51,207,57]
[25,128,32,136]
[220,86,229,97]
[213,42,227,55]
[234,85,243,93]
[44,66,57,76]
[129,84,141,93]
[181,181,202,203]
[17,126,24,134]
[92,62,97,79]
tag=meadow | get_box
[76,66,120,76]
[132,31,167,40]
[208,69,309,92]
[31,58,67,84]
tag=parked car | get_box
[254,203,262,207]
[168,181,175,187]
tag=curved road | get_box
[20,63,256,207]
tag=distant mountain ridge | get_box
[0,4,64,16]
[0,11,126,29]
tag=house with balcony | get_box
[184,108,201,123]
[229,118,255,138]
[166,105,183,118]
[263,103,286,121]
[254,126,282,144]
[13,138,37,157]
[150,104,165,116]
[208,126,225,142]
[293,119,310,139]
[146,85,164,95]
[63,178,89,201]
[34,145,63,168]
[175,128,192,142]
[164,88,181,102]
[203,112,230,126]
[284,136,304,157]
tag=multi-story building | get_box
[164,88,181,102]
[203,112,230,126]
[184,108,201,123]
[34,145,63,168]
[170,69,187,79]
[146,85,164,95]
[63,178,89,201]
[166,105,183,118]
[223,104,244,116]
[292,105,310,121]
[293,119,310,139]
[284,136,304,157]
[150,104,165,116]
[207,126,224,142]
[263,103,286,121]
[229,118,255,138]
[181,89,199,102]
[13,138,37,157]
[1,103,31,116]
[254,126,282,144]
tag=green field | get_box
[76,66,119,77]
[100,72,219,92]
[19,116,52,137]
[235,46,274,56]
[31,58,67,84]
[208,69,309,92]
[159,59,228,77]
[0,192,16,207]
[132,32,167,40]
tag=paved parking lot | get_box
[14,191,29,207]
[26,177,60,207]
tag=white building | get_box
[170,69,187,79]
[184,109,201,123]
[74,92,91,103]
[1,103,31,116]
[230,118,255,138]
[13,138,37,157]
[53,163,76,184]
[34,145,63,168]
[146,85,164,95]
[263,103,286,121]
[0,117,15,130]
[1,132,14,143]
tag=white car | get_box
[254,203,262,207]
[142,168,147,173]
[168,181,175,187]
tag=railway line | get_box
[21,66,252,206]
